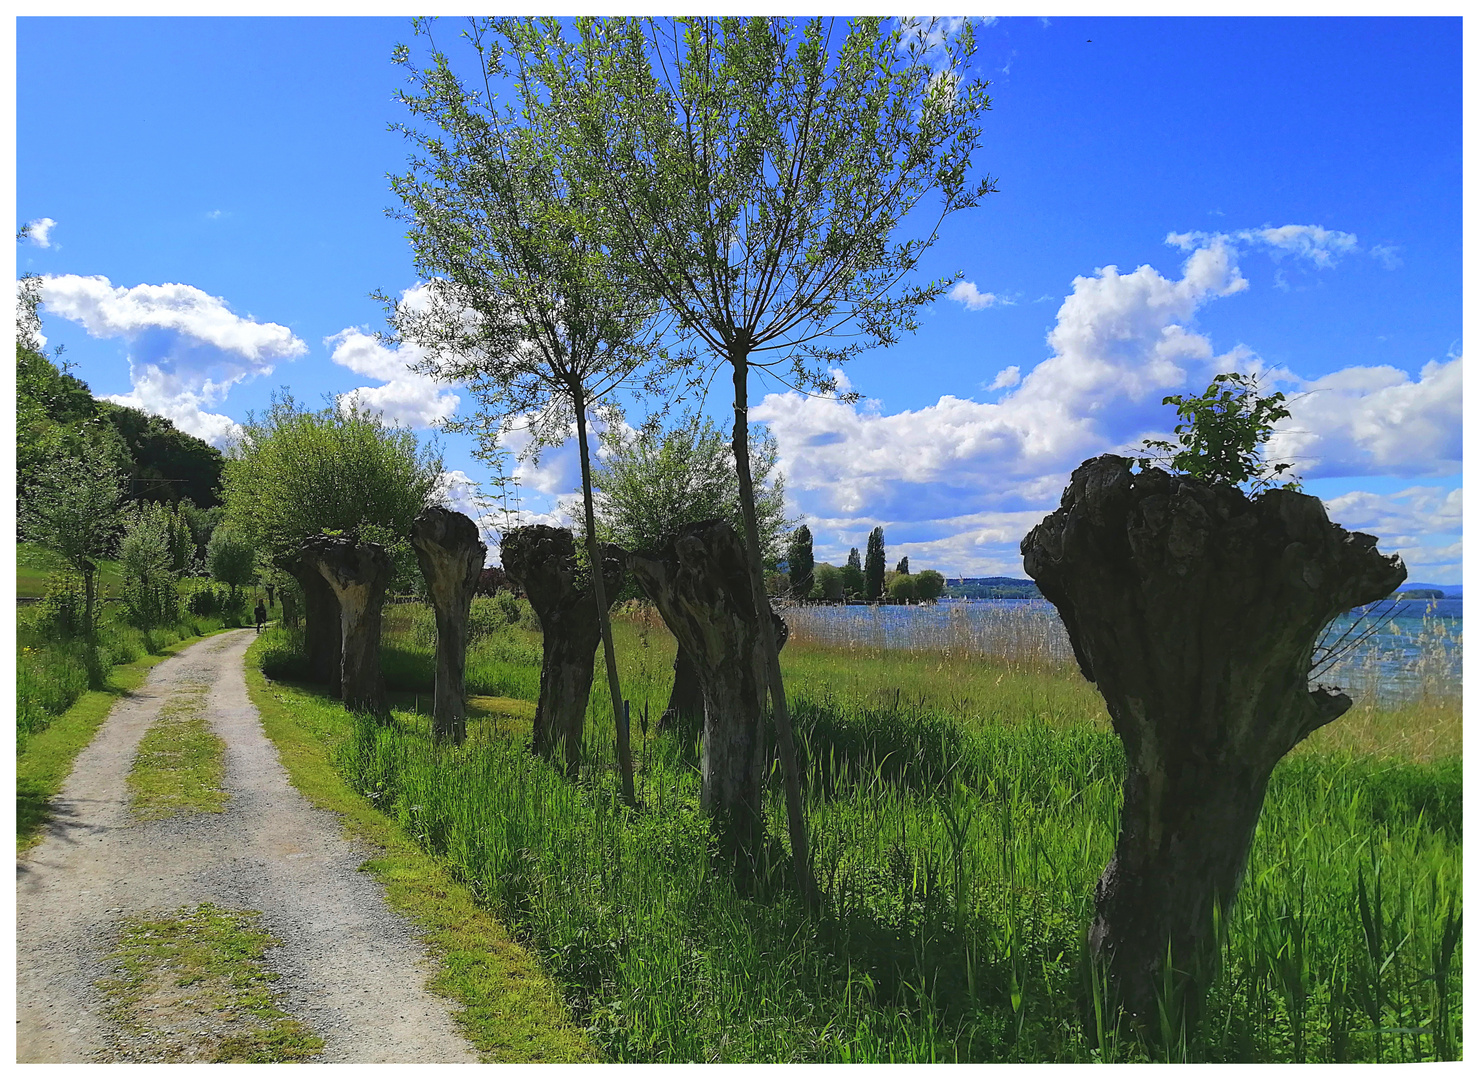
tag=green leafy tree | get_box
[119,503,183,628]
[864,526,886,601]
[386,17,681,804]
[593,416,788,561]
[886,573,917,602]
[842,547,865,600]
[812,563,844,601]
[504,13,997,906]
[1137,372,1301,493]
[787,525,815,599]
[895,555,909,575]
[915,568,945,601]
[223,393,443,585]
[207,527,257,604]
[20,441,129,643]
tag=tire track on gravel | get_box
[16,628,478,1063]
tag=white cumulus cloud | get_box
[25,217,57,248]
[328,327,461,430]
[948,281,1005,310]
[40,273,306,448]
[1268,357,1462,478]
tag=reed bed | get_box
[252,595,1461,1063]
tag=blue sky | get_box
[17,15,1463,583]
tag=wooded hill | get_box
[16,344,224,511]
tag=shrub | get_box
[35,570,91,638]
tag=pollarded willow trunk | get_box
[660,646,705,739]
[301,535,392,716]
[500,525,625,776]
[278,554,341,694]
[622,519,790,873]
[411,507,486,745]
[1021,455,1405,1025]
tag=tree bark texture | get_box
[279,553,341,695]
[621,519,790,870]
[1020,455,1406,1023]
[500,525,625,775]
[280,589,298,630]
[412,508,486,746]
[660,646,705,738]
[301,535,392,716]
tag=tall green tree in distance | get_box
[387,17,680,804]
[504,15,996,903]
[787,526,815,600]
[843,547,865,600]
[865,527,886,602]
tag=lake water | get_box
[780,596,1462,706]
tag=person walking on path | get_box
[254,598,267,633]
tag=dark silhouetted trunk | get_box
[301,535,391,716]
[280,590,298,630]
[501,525,625,776]
[660,646,704,738]
[412,507,486,745]
[1021,455,1405,1026]
[622,519,789,874]
[279,554,341,694]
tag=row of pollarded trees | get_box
[376,16,1407,1038]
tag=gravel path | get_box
[16,629,479,1063]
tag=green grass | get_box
[96,902,324,1063]
[242,634,597,1064]
[128,683,228,820]
[16,540,123,598]
[251,602,1462,1063]
[16,626,232,854]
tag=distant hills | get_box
[941,576,1043,600]
[938,578,1461,601]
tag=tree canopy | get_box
[593,416,789,563]
[787,525,815,599]
[1136,372,1300,494]
[222,393,444,588]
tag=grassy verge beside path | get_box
[241,636,597,1064]
[16,626,233,854]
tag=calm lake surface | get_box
[783,597,1462,705]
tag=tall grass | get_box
[16,601,231,750]
[253,598,1461,1062]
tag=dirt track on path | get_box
[16,629,478,1063]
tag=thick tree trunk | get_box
[500,525,625,776]
[659,646,705,737]
[622,520,790,872]
[1021,455,1405,1024]
[280,589,298,630]
[301,536,391,716]
[412,507,486,745]
[279,554,341,694]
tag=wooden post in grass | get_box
[301,535,392,717]
[1021,454,1405,1026]
[501,525,625,777]
[621,520,790,881]
[412,508,486,746]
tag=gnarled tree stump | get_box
[500,525,625,775]
[302,535,392,716]
[622,519,789,870]
[276,553,340,694]
[412,507,486,745]
[1021,455,1405,1024]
